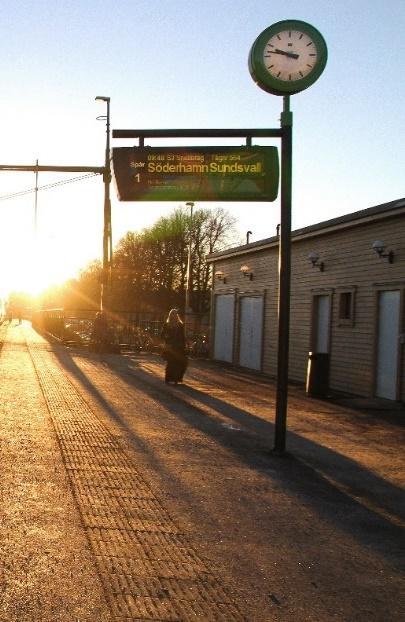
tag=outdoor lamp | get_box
[240,264,254,280]
[95,95,110,104]
[372,240,394,263]
[308,251,324,271]
[95,95,112,312]
[215,270,226,284]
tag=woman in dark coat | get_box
[161,309,188,384]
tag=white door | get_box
[314,295,331,353]
[214,294,235,362]
[376,290,401,400]
[239,297,263,370]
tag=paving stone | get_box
[26,339,245,621]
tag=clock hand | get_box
[273,48,300,59]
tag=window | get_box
[338,288,356,326]
[339,292,352,319]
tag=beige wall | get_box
[212,210,404,400]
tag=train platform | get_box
[0,320,404,622]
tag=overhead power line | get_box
[0,172,100,202]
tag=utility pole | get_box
[34,159,39,232]
[95,96,112,311]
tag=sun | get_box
[1,236,80,298]
[2,255,49,297]
[0,173,104,301]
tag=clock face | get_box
[249,20,327,96]
[264,30,318,82]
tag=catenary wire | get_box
[0,172,100,202]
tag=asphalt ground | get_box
[0,321,404,621]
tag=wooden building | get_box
[207,198,405,402]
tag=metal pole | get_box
[106,99,113,291]
[34,159,39,232]
[113,128,283,139]
[0,165,104,172]
[96,96,112,312]
[185,201,194,316]
[274,95,293,454]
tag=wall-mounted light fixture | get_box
[240,264,254,280]
[372,240,394,264]
[308,251,324,271]
[214,270,227,284]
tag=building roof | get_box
[207,197,405,262]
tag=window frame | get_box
[337,286,356,327]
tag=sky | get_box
[0,0,404,297]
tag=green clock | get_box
[249,20,328,96]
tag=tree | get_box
[111,206,237,314]
[189,207,238,312]
[30,206,238,318]
[62,260,102,312]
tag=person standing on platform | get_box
[92,311,108,352]
[161,309,188,384]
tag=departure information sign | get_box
[112,146,279,202]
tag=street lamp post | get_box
[95,96,112,311]
[185,201,194,323]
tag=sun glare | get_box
[0,169,104,302]
[1,236,81,299]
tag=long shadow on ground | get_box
[52,343,405,572]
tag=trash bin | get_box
[306,352,329,398]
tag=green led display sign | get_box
[112,146,279,202]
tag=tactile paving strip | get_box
[28,343,245,621]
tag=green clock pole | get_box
[248,19,327,454]
[274,95,293,454]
